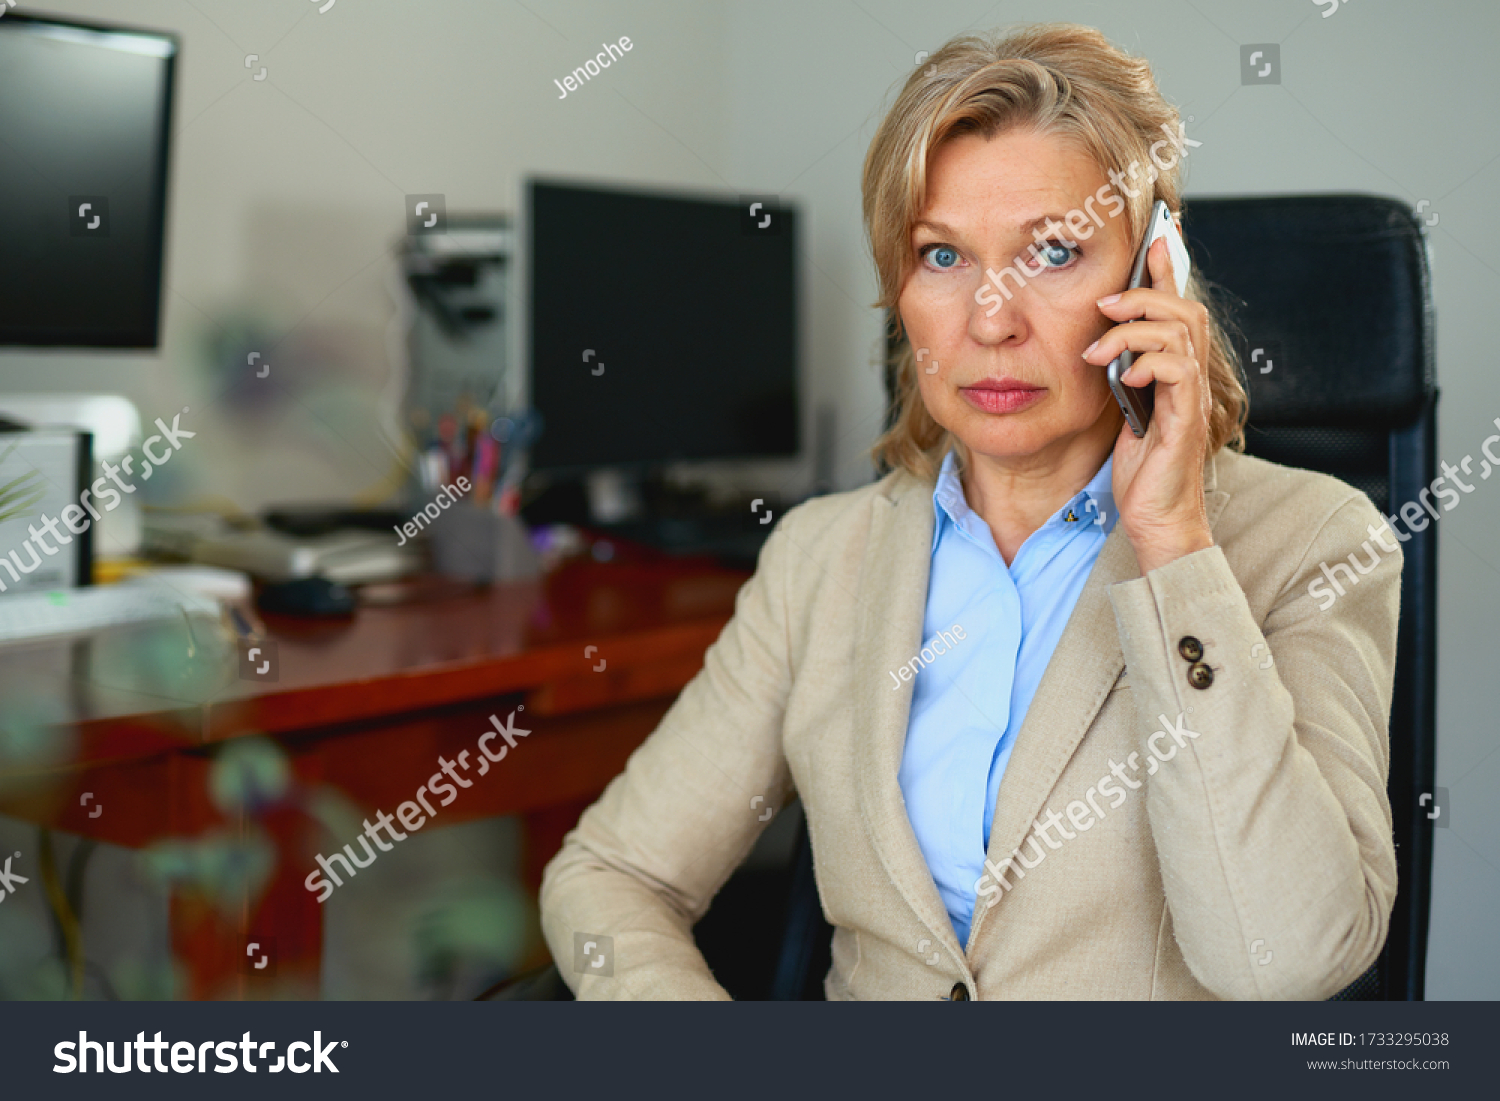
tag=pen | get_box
[228,604,252,636]
[223,601,265,642]
[437,413,458,480]
[422,445,448,491]
[474,435,498,502]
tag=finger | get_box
[1119,351,1197,389]
[1083,319,1194,364]
[1146,235,1181,298]
[1095,284,1201,326]
[1143,238,1214,371]
[1094,289,1210,384]
[1118,352,1205,434]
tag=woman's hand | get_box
[1083,235,1215,575]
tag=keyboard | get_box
[0,582,222,646]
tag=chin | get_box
[943,403,1059,459]
[978,436,1056,462]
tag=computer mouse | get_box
[256,576,357,618]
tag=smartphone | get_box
[1106,200,1192,437]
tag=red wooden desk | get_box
[0,549,749,998]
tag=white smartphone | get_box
[1106,200,1192,437]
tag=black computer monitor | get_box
[0,14,177,348]
[525,179,799,474]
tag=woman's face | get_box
[899,128,1134,468]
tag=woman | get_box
[540,24,1399,1000]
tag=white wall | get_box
[4,0,1496,998]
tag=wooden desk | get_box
[0,548,749,998]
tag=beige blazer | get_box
[540,448,1400,1000]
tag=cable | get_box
[65,838,98,938]
[36,828,85,998]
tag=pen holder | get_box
[426,503,540,584]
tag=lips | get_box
[959,377,1045,414]
[962,378,1040,392]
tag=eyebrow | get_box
[913,213,1077,238]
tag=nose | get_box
[968,266,1029,346]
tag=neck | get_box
[957,411,1119,565]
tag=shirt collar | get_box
[931,447,1118,557]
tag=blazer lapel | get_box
[850,470,965,961]
[970,452,1231,945]
[972,520,1136,943]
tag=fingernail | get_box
[1083,339,1099,359]
[1097,293,1120,306]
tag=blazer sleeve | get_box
[1107,492,1401,1000]
[538,512,799,999]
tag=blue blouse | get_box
[897,447,1117,949]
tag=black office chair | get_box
[783,193,1439,1002]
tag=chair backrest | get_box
[770,805,831,1000]
[800,194,1438,1001]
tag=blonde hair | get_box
[863,23,1247,482]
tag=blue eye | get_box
[922,244,961,270]
[1025,240,1080,272]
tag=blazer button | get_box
[1177,636,1204,662]
[1188,662,1214,689]
[949,983,970,1001]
